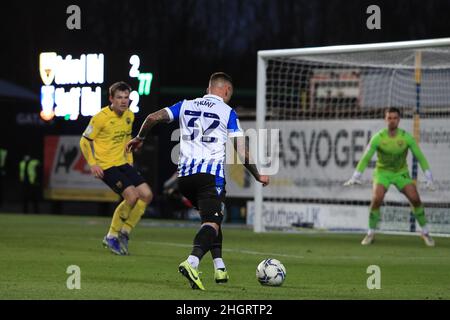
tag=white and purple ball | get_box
[256,258,286,286]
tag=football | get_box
[256,258,286,286]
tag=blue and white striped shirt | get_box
[165,94,243,182]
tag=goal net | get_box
[248,38,450,235]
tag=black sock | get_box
[210,227,222,259]
[191,225,217,260]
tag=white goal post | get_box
[254,38,450,234]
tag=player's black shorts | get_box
[102,164,146,194]
[178,173,226,224]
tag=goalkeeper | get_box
[344,107,435,246]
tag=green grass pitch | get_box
[1,213,449,300]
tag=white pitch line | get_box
[143,240,450,260]
[144,240,305,258]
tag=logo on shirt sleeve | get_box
[84,125,93,136]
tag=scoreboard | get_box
[36,50,159,202]
[39,51,155,121]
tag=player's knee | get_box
[125,197,138,207]
[123,189,139,206]
[200,216,222,231]
[202,222,220,233]
[411,199,422,207]
[140,189,153,204]
[370,199,382,210]
[371,199,382,208]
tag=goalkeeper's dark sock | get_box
[191,225,217,263]
[413,205,427,227]
[369,208,381,230]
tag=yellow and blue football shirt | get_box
[82,106,134,170]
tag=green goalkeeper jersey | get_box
[356,128,430,174]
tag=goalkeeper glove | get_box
[424,169,436,191]
[344,171,362,186]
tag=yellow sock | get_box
[122,199,147,234]
[108,200,133,237]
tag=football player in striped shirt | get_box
[127,72,269,290]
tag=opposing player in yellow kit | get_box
[344,107,436,246]
[80,82,153,255]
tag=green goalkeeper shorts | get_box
[373,169,414,191]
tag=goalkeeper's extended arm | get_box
[409,136,435,189]
[355,140,377,174]
[408,137,431,173]
[344,135,378,186]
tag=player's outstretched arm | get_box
[343,171,362,186]
[423,170,436,191]
[233,136,269,187]
[408,135,435,190]
[127,108,171,152]
[344,134,379,186]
